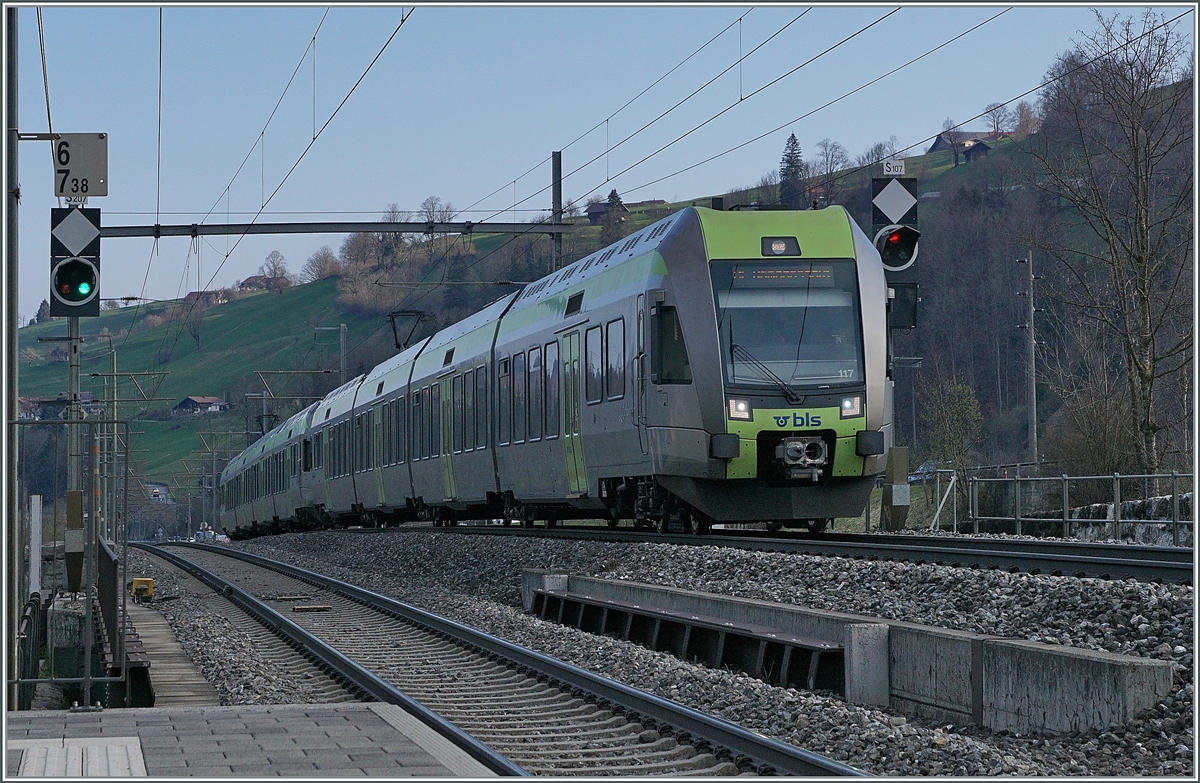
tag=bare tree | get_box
[1012,100,1040,140]
[941,118,963,166]
[299,246,341,283]
[1023,10,1192,474]
[419,196,455,224]
[339,232,383,268]
[854,136,898,169]
[983,102,1015,135]
[258,250,289,279]
[812,138,849,205]
[377,203,411,263]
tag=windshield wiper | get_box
[730,343,804,405]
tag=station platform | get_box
[6,702,497,777]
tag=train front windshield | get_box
[711,259,864,390]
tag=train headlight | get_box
[728,398,753,421]
[840,395,863,418]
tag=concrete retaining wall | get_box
[521,570,1173,734]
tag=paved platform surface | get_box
[6,703,497,777]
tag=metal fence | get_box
[966,472,1194,545]
[14,593,45,711]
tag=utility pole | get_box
[6,4,19,711]
[552,151,563,272]
[315,325,346,386]
[1017,251,1040,470]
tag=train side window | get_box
[606,318,625,400]
[651,305,693,384]
[585,325,603,404]
[528,346,542,442]
[354,415,363,473]
[463,369,475,451]
[512,352,526,444]
[498,358,511,446]
[544,341,560,438]
[396,398,406,464]
[412,391,422,460]
[475,364,488,449]
[453,375,465,453]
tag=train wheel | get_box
[804,518,830,533]
[767,520,784,533]
[546,518,558,529]
[501,518,512,526]
[694,514,712,535]
[607,517,620,528]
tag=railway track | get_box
[384,524,1194,584]
[134,542,864,777]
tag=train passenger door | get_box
[439,375,457,501]
[634,294,648,454]
[561,331,587,496]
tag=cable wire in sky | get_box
[452,7,757,220]
[142,7,414,393]
[622,7,1011,198]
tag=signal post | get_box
[872,163,921,530]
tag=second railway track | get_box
[134,542,864,777]
[398,524,1194,584]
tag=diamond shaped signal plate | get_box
[872,178,917,225]
[51,208,101,257]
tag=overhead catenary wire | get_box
[139,7,413,406]
[621,7,1012,199]
[449,8,756,221]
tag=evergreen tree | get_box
[779,134,805,208]
[34,298,50,324]
[601,189,628,245]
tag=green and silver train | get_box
[219,205,893,537]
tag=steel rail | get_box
[132,543,529,777]
[389,525,1193,585]
[154,542,867,777]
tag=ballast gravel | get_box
[124,555,354,706]
[135,530,1192,776]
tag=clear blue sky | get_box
[9,3,1194,322]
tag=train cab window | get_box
[498,359,511,446]
[512,352,526,444]
[475,365,488,449]
[544,341,560,438]
[463,369,475,451]
[710,259,863,389]
[453,375,465,453]
[651,304,693,384]
[606,318,625,400]
[585,326,603,404]
[528,347,542,442]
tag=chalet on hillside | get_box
[585,200,629,226]
[963,139,992,163]
[173,395,230,416]
[928,130,1007,160]
[182,290,229,308]
[237,275,270,291]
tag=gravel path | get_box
[134,531,1193,775]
